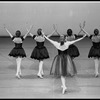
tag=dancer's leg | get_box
[16,57,22,79]
[41,61,44,76]
[37,60,43,78]
[61,76,67,94]
[94,58,99,77]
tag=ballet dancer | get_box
[4,24,33,79]
[26,26,56,79]
[80,23,100,77]
[50,23,85,76]
[42,30,86,94]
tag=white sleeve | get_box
[43,34,60,48]
[53,41,60,49]
[68,34,86,44]
[65,41,71,47]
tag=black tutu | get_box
[30,46,49,60]
[9,47,26,58]
[88,46,100,58]
[50,54,77,77]
[67,44,80,58]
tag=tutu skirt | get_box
[9,47,26,58]
[67,44,80,58]
[50,54,77,77]
[88,46,100,58]
[30,46,49,60]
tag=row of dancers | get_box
[3,21,100,94]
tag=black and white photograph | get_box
[0,1,100,98]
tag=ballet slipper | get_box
[95,73,99,78]
[62,87,67,94]
[19,72,22,77]
[16,74,20,79]
[61,86,67,94]
[37,73,43,79]
[41,72,44,76]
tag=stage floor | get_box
[0,37,100,98]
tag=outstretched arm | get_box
[23,25,33,39]
[4,25,13,38]
[67,34,86,45]
[42,31,57,45]
[42,31,59,48]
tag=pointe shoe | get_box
[19,72,22,76]
[16,74,20,79]
[41,70,44,76]
[37,74,43,79]
[95,73,99,78]
[61,86,67,94]
[41,73,44,76]
[18,72,22,77]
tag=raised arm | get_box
[55,30,60,36]
[23,25,33,39]
[26,27,33,37]
[81,28,90,37]
[46,24,57,38]
[66,34,86,45]
[77,29,82,36]
[53,24,60,36]
[78,21,86,36]
[79,22,90,37]
[4,25,13,38]
[25,22,34,37]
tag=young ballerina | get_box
[4,25,33,79]
[51,23,85,77]
[26,27,56,79]
[42,30,86,94]
[64,27,86,76]
[80,25,100,77]
[65,29,80,59]
[65,21,85,59]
